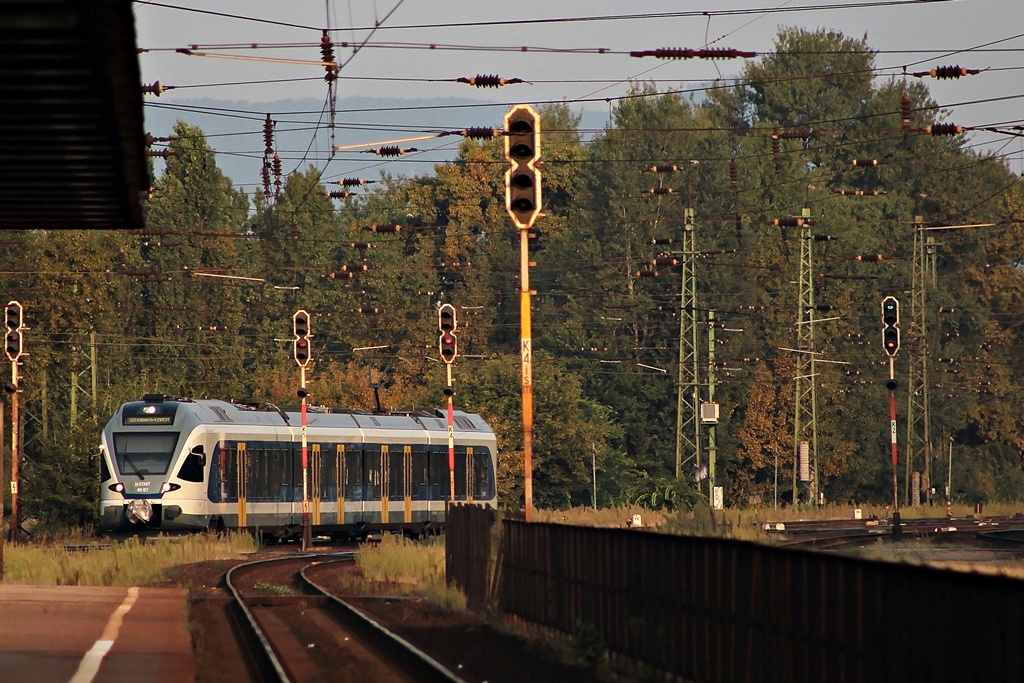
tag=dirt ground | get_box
[162,552,615,683]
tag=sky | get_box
[133,0,1024,191]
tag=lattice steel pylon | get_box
[674,206,701,486]
[906,216,933,506]
[792,207,819,504]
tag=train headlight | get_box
[160,482,181,494]
[108,483,125,494]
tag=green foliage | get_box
[2,27,1023,533]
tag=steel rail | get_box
[299,560,468,683]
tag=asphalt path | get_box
[0,585,195,683]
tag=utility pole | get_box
[674,206,701,487]
[293,310,312,551]
[438,304,458,503]
[504,104,542,521]
[4,302,23,544]
[906,216,932,506]
[706,311,718,504]
[789,207,818,503]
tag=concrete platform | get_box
[0,585,196,683]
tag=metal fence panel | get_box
[499,521,1024,683]
[444,503,496,609]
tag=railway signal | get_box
[881,296,900,357]
[504,104,542,229]
[293,310,311,367]
[5,300,23,361]
[439,332,458,364]
[438,303,457,333]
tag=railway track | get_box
[225,553,467,683]
[764,513,1024,550]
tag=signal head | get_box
[883,327,900,357]
[293,309,310,338]
[4,301,22,331]
[881,296,899,326]
[504,104,542,229]
[439,332,458,364]
[438,303,457,332]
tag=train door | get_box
[380,445,390,523]
[311,443,322,525]
[465,446,475,503]
[236,443,248,527]
[345,444,364,522]
[335,444,345,524]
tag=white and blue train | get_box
[98,394,498,538]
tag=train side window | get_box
[388,446,405,500]
[428,445,448,501]
[320,443,337,499]
[100,455,112,483]
[362,445,381,501]
[454,446,468,500]
[345,445,363,500]
[412,445,429,500]
[474,447,495,500]
[177,446,205,483]
[207,448,221,502]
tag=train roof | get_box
[112,395,493,434]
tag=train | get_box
[98,394,498,539]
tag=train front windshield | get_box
[112,432,179,478]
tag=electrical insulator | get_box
[650,238,674,245]
[338,178,374,186]
[366,146,417,156]
[350,242,372,251]
[937,307,955,314]
[645,188,677,195]
[357,307,381,314]
[646,165,679,173]
[629,47,756,59]
[776,129,817,140]
[272,153,282,181]
[327,272,356,279]
[263,114,274,155]
[340,264,369,274]
[834,189,886,196]
[901,92,912,130]
[913,65,980,79]
[772,218,804,227]
[856,253,884,262]
[926,123,964,136]
[142,81,167,96]
[635,269,659,277]
[262,163,272,197]
[326,191,355,199]
[812,235,837,242]
[734,214,743,245]
[729,159,738,193]
[850,159,880,166]
[321,32,337,81]
[364,224,404,233]
[460,127,501,139]
[771,134,781,170]
[652,256,680,267]
[457,74,523,88]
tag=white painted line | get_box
[68,586,140,683]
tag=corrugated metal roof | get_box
[0,0,147,230]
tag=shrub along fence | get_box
[449,514,1024,683]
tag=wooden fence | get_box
[444,502,496,610]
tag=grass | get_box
[351,533,467,612]
[2,532,258,586]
